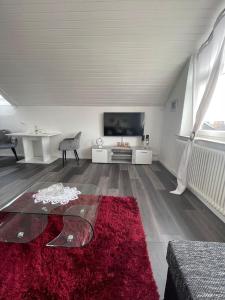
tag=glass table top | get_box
[0,181,100,247]
[0,181,99,216]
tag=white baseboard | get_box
[1,151,159,161]
[159,159,177,176]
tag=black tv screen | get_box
[104,112,145,136]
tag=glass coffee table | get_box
[0,182,100,248]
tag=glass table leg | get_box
[47,204,98,248]
[46,216,94,247]
[0,213,48,243]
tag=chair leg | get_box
[65,150,67,160]
[11,147,18,161]
[76,150,79,160]
[74,150,79,161]
[74,150,77,160]
[62,151,65,167]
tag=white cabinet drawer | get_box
[134,150,152,164]
[92,148,108,163]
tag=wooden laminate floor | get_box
[1,156,225,299]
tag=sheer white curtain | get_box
[171,11,225,195]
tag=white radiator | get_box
[177,140,225,216]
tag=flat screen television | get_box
[104,112,145,136]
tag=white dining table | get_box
[7,132,61,164]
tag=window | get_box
[0,94,11,106]
[199,71,225,138]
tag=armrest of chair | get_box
[59,137,80,150]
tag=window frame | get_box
[197,68,225,140]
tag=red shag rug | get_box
[0,196,159,300]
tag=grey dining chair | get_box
[59,132,81,166]
[0,129,18,161]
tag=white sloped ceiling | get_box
[0,0,223,106]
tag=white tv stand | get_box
[92,146,152,165]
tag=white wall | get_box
[159,63,189,174]
[0,106,163,160]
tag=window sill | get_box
[176,135,189,141]
[198,130,225,138]
[176,134,225,146]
